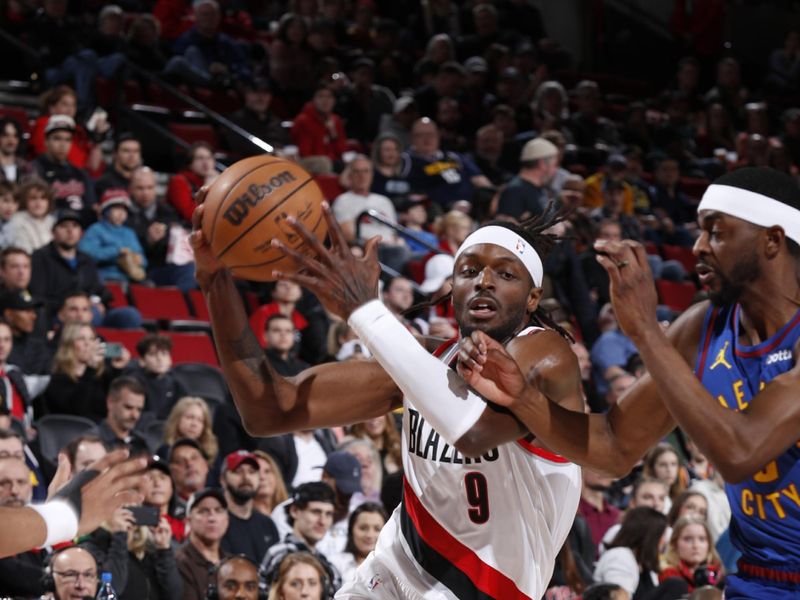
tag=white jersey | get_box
[337,328,581,599]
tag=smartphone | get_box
[104,342,124,359]
[126,505,160,527]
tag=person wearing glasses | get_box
[50,546,99,600]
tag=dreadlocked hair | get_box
[405,203,575,343]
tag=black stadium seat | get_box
[36,414,96,465]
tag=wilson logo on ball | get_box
[223,170,297,226]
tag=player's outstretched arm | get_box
[597,238,800,483]
[0,450,146,558]
[190,192,402,436]
[458,325,684,477]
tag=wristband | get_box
[30,500,79,547]
[349,300,486,445]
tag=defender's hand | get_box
[457,330,530,409]
[271,201,381,320]
[595,239,661,343]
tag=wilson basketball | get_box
[201,156,327,281]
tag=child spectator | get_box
[6,179,55,255]
[79,189,147,282]
[31,114,97,224]
[124,334,189,421]
[30,86,106,174]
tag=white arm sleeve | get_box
[348,300,486,445]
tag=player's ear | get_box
[764,225,785,259]
[526,287,543,314]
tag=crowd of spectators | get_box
[1,0,799,598]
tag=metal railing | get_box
[356,209,443,255]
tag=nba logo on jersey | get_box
[367,574,383,590]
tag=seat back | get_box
[130,285,193,321]
[164,332,219,366]
[655,279,698,312]
[172,363,229,413]
[36,414,96,464]
[96,327,148,358]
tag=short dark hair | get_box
[0,181,15,198]
[265,314,293,330]
[287,481,335,526]
[59,291,91,311]
[0,118,22,149]
[0,247,30,269]
[62,434,106,469]
[114,133,140,152]
[136,333,172,356]
[583,583,626,600]
[109,376,145,399]
[0,427,22,444]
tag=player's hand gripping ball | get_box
[201,156,327,281]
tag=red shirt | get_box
[578,496,620,553]
[166,170,205,222]
[249,303,308,348]
[290,102,348,161]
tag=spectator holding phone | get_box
[143,457,185,543]
[88,376,151,456]
[43,323,130,422]
[81,498,184,600]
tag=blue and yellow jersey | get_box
[694,303,800,568]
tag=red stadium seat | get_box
[95,327,147,358]
[661,244,697,274]
[187,289,210,322]
[655,279,698,312]
[129,285,193,321]
[680,176,710,201]
[0,105,29,131]
[168,122,220,149]
[644,241,660,256]
[313,174,344,202]
[105,282,129,308]
[162,331,219,366]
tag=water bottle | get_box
[95,572,118,599]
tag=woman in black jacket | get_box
[82,505,183,600]
[42,323,126,421]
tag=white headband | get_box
[698,183,800,244]
[454,225,544,287]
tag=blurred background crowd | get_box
[0,0,797,598]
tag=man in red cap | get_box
[220,450,279,564]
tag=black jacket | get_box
[9,332,53,375]
[123,364,189,420]
[82,528,183,600]
[30,242,112,324]
[125,201,184,269]
[31,154,96,225]
[257,429,337,490]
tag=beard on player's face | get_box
[708,249,761,306]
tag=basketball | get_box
[201,155,327,281]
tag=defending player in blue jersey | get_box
[458,166,800,598]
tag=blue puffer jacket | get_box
[78,219,148,282]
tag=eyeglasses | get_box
[53,570,98,583]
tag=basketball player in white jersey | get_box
[191,196,584,600]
